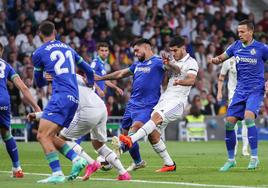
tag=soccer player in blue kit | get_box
[32,21,95,183]
[0,43,41,178]
[90,42,123,97]
[96,38,165,171]
[209,20,268,171]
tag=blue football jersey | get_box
[90,56,106,91]
[225,40,268,92]
[128,55,165,108]
[0,59,19,106]
[32,40,82,99]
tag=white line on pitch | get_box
[0,170,261,188]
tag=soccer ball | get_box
[96,155,113,171]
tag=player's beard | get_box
[138,53,146,62]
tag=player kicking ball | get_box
[118,35,198,172]
[28,73,131,181]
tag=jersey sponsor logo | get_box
[0,106,8,110]
[235,56,257,65]
[134,66,151,73]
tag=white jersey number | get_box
[0,61,6,78]
[51,50,75,75]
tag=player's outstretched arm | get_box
[94,83,105,98]
[208,53,228,65]
[97,68,132,81]
[105,80,124,96]
[13,76,41,112]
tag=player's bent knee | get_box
[224,121,236,131]
[151,112,163,125]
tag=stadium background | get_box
[1,0,268,187]
[1,0,268,141]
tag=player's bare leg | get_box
[36,119,65,183]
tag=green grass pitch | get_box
[0,141,267,188]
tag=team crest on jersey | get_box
[250,48,256,55]
[147,60,152,65]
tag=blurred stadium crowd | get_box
[1,0,268,126]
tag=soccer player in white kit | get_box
[119,36,199,172]
[28,74,131,181]
[217,57,249,156]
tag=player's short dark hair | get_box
[131,38,151,47]
[239,19,254,31]
[169,35,185,48]
[97,42,109,50]
[39,21,55,37]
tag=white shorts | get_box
[153,99,185,131]
[60,105,108,142]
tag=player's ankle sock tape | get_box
[245,119,255,128]
[2,131,12,141]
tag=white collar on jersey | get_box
[178,53,190,62]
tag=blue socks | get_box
[129,141,142,164]
[59,143,78,161]
[46,152,62,173]
[224,121,236,159]
[245,119,258,157]
[3,133,20,168]
[128,131,142,164]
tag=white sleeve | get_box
[220,60,229,75]
[187,59,199,75]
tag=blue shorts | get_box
[42,93,78,128]
[121,103,153,130]
[227,90,264,120]
[0,105,10,129]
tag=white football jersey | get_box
[76,74,105,108]
[160,54,199,101]
[220,56,237,99]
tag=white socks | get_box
[97,144,126,175]
[152,139,173,166]
[131,120,156,143]
[241,122,249,150]
[66,141,94,164]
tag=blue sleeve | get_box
[225,41,237,57]
[75,55,94,86]
[262,44,268,62]
[70,49,94,86]
[129,62,137,74]
[32,51,47,87]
